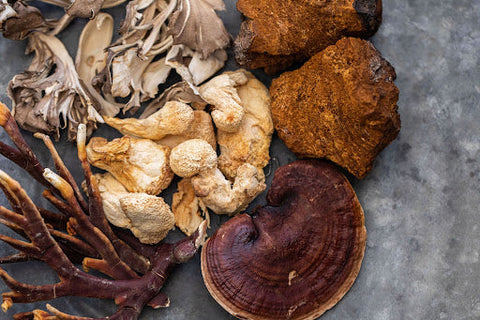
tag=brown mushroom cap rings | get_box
[201,159,366,320]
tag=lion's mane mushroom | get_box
[89,172,175,244]
[201,159,366,320]
[86,136,173,195]
[198,70,248,132]
[170,139,265,215]
[216,70,273,180]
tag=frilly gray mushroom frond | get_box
[8,32,104,141]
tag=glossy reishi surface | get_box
[201,160,366,320]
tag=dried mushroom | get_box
[172,178,209,236]
[271,37,400,178]
[156,110,216,148]
[166,44,228,86]
[0,1,51,40]
[168,0,230,58]
[76,12,122,117]
[96,0,231,113]
[0,105,206,319]
[198,70,248,133]
[201,160,366,320]
[8,32,103,141]
[120,193,175,244]
[86,136,174,194]
[104,100,194,140]
[141,80,207,118]
[170,139,266,215]
[234,0,382,73]
[216,70,273,179]
[37,0,126,18]
[107,102,216,149]
[90,172,175,244]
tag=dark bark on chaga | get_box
[234,0,382,73]
[270,37,400,179]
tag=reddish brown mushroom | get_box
[201,159,366,320]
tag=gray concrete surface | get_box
[0,0,479,319]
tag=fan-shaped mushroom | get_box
[201,159,366,320]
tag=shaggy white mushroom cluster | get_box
[87,70,273,242]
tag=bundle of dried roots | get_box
[0,102,207,319]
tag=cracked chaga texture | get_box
[201,160,366,320]
[270,37,400,179]
[234,0,382,73]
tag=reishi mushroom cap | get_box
[201,159,366,320]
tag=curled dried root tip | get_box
[1,296,12,312]
[0,103,11,127]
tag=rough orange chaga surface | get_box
[270,37,400,179]
[234,0,382,73]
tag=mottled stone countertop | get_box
[0,0,479,319]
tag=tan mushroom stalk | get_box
[172,178,209,236]
[92,173,175,244]
[198,70,248,132]
[170,139,266,215]
[76,13,122,118]
[8,31,104,141]
[201,160,367,320]
[104,100,195,140]
[216,70,274,179]
[86,136,173,195]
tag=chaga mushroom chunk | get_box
[201,160,366,320]
[234,0,382,73]
[270,37,400,179]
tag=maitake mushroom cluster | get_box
[0,0,231,141]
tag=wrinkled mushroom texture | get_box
[172,178,209,236]
[199,70,248,133]
[169,139,217,178]
[141,81,207,119]
[156,110,216,149]
[99,0,177,111]
[166,44,227,86]
[0,1,50,40]
[170,139,266,215]
[76,12,121,117]
[66,0,106,19]
[120,193,175,244]
[104,100,194,140]
[8,32,103,141]
[141,57,172,98]
[0,0,16,26]
[201,160,366,320]
[217,70,273,180]
[169,0,230,59]
[90,172,175,243]
[86,136,173,195]
[110,48,155,112]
